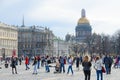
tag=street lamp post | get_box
[58,39,59,57]
[68,46,70,55]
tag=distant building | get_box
[0,22,18,58]
[18,25,54,57]
[75,9,92,42]
[53,37,70,56]
[65,34,75,42]
[65,9,92,43]
[65,9,92,55]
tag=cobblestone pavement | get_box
[0,62,120,80]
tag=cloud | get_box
[26,0,120,24]
[24,0,120,38]
[1,0,120,38]
[88,0,120,24]
[91,20,120,36]
[0,0,21,7]
[26,1,78,23]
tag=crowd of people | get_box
[1,54,120,80]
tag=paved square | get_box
[0,61,119,80]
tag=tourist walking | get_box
[59,56,65,73]
[11,56,17,74]
[76,55,80,70]
[94,56,103,80]
[37,56,40,69]
[67,55,73,75]
[19,56,22,65]
[82,55,92,80]
[108,55,113,74]
[32,57,38,74]
[45,56,50,72]
[25,56,30,70]
[103,55,111,74]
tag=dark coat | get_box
[82,61,92,71]
[11,58,16,68]
[104,56,109,64]
[76,57,80,67]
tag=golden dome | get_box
[78,17,89,24]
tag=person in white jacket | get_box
[32,56,38,74]
[94,56,103,80]
[67,55,73,75]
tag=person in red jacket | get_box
[25,56,30,70]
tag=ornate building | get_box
[0,22,18,58]
[18,25,54,57]
[75,9,92,42]
[65,9,92,55]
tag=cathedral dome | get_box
[77,9,90,25]
[75,9,92,42]
[78,17,89,24]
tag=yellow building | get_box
[0,22,18,58]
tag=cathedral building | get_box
[65,9,92,54]
[75,9,92,42]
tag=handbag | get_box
[102,66,106,73]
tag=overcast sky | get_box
[0,0,120,39]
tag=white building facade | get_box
[0,22,18,58]
[53,39,70,56]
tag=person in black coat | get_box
[108,55,113,74]
[82,55,92,80]
[11,56,17,74]
[76,56,80,70]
